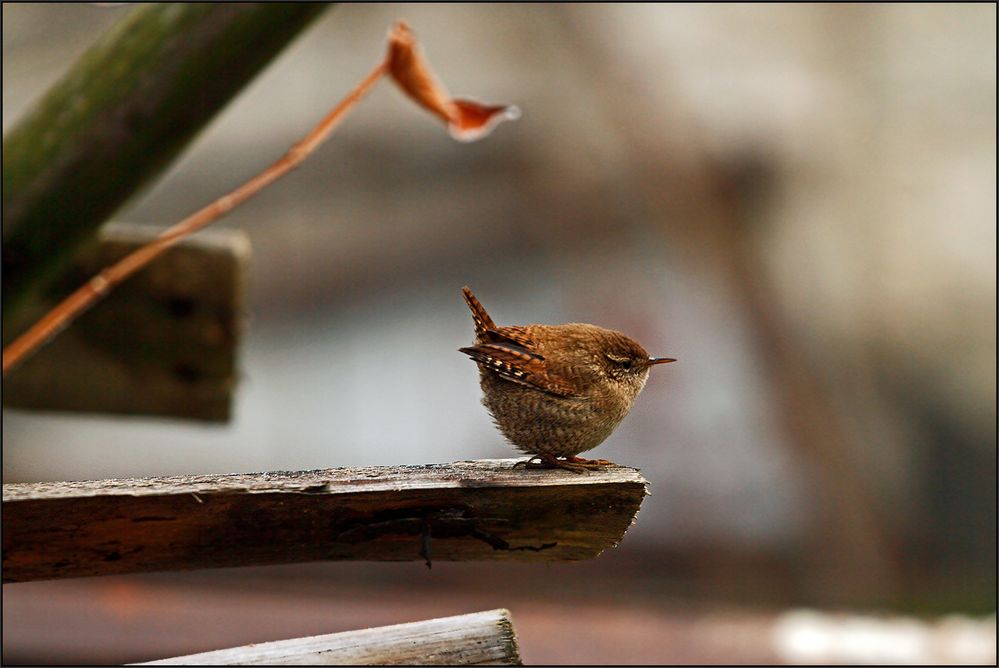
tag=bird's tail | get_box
[461,286,496,338]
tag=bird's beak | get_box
[648,357,676,366]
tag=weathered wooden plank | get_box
[133,609,522,666]
[2,222,248,422]
[2,459,649,582]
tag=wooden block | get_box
[2,222,249,422]
[2,459,649,582]
[134,609,522,665]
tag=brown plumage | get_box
[459,286,675,472]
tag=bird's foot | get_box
[512,455,552,470]
[513,454,608,474]
[565,456,616,469]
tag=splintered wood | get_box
[3,459,649,582]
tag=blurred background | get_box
[2,3,995,664]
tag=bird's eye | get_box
[607,354,633,370]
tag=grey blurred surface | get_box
[2,563,995,665]
[2,3,995,659]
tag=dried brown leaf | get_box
[387,21,519,142]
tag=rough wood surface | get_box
[134,608,522,665]
[2,459,649,582]
[2,223,248,422]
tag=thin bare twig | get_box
[2,59,389,375]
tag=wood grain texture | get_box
[3,459,649,582]
[2,223,248,421]
[134,608,521,665]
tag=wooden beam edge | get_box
[133,608,522,666]
[3,460,650,582]
[2,459,650,500]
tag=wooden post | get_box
[2,223,248,422]
[3,459,649,582]
[134,609,522,665]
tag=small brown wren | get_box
[459,286,675,472]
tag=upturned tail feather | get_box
[460,286,577,397]
[461,286,496,338]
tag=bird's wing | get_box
[485,324,535,349]
[459,341,577,397]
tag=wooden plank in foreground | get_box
[3,459,649,582]
[134,608,521,666]
[2,222,249,422]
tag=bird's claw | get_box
[565,456,616,468]
[513,455,616,474]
